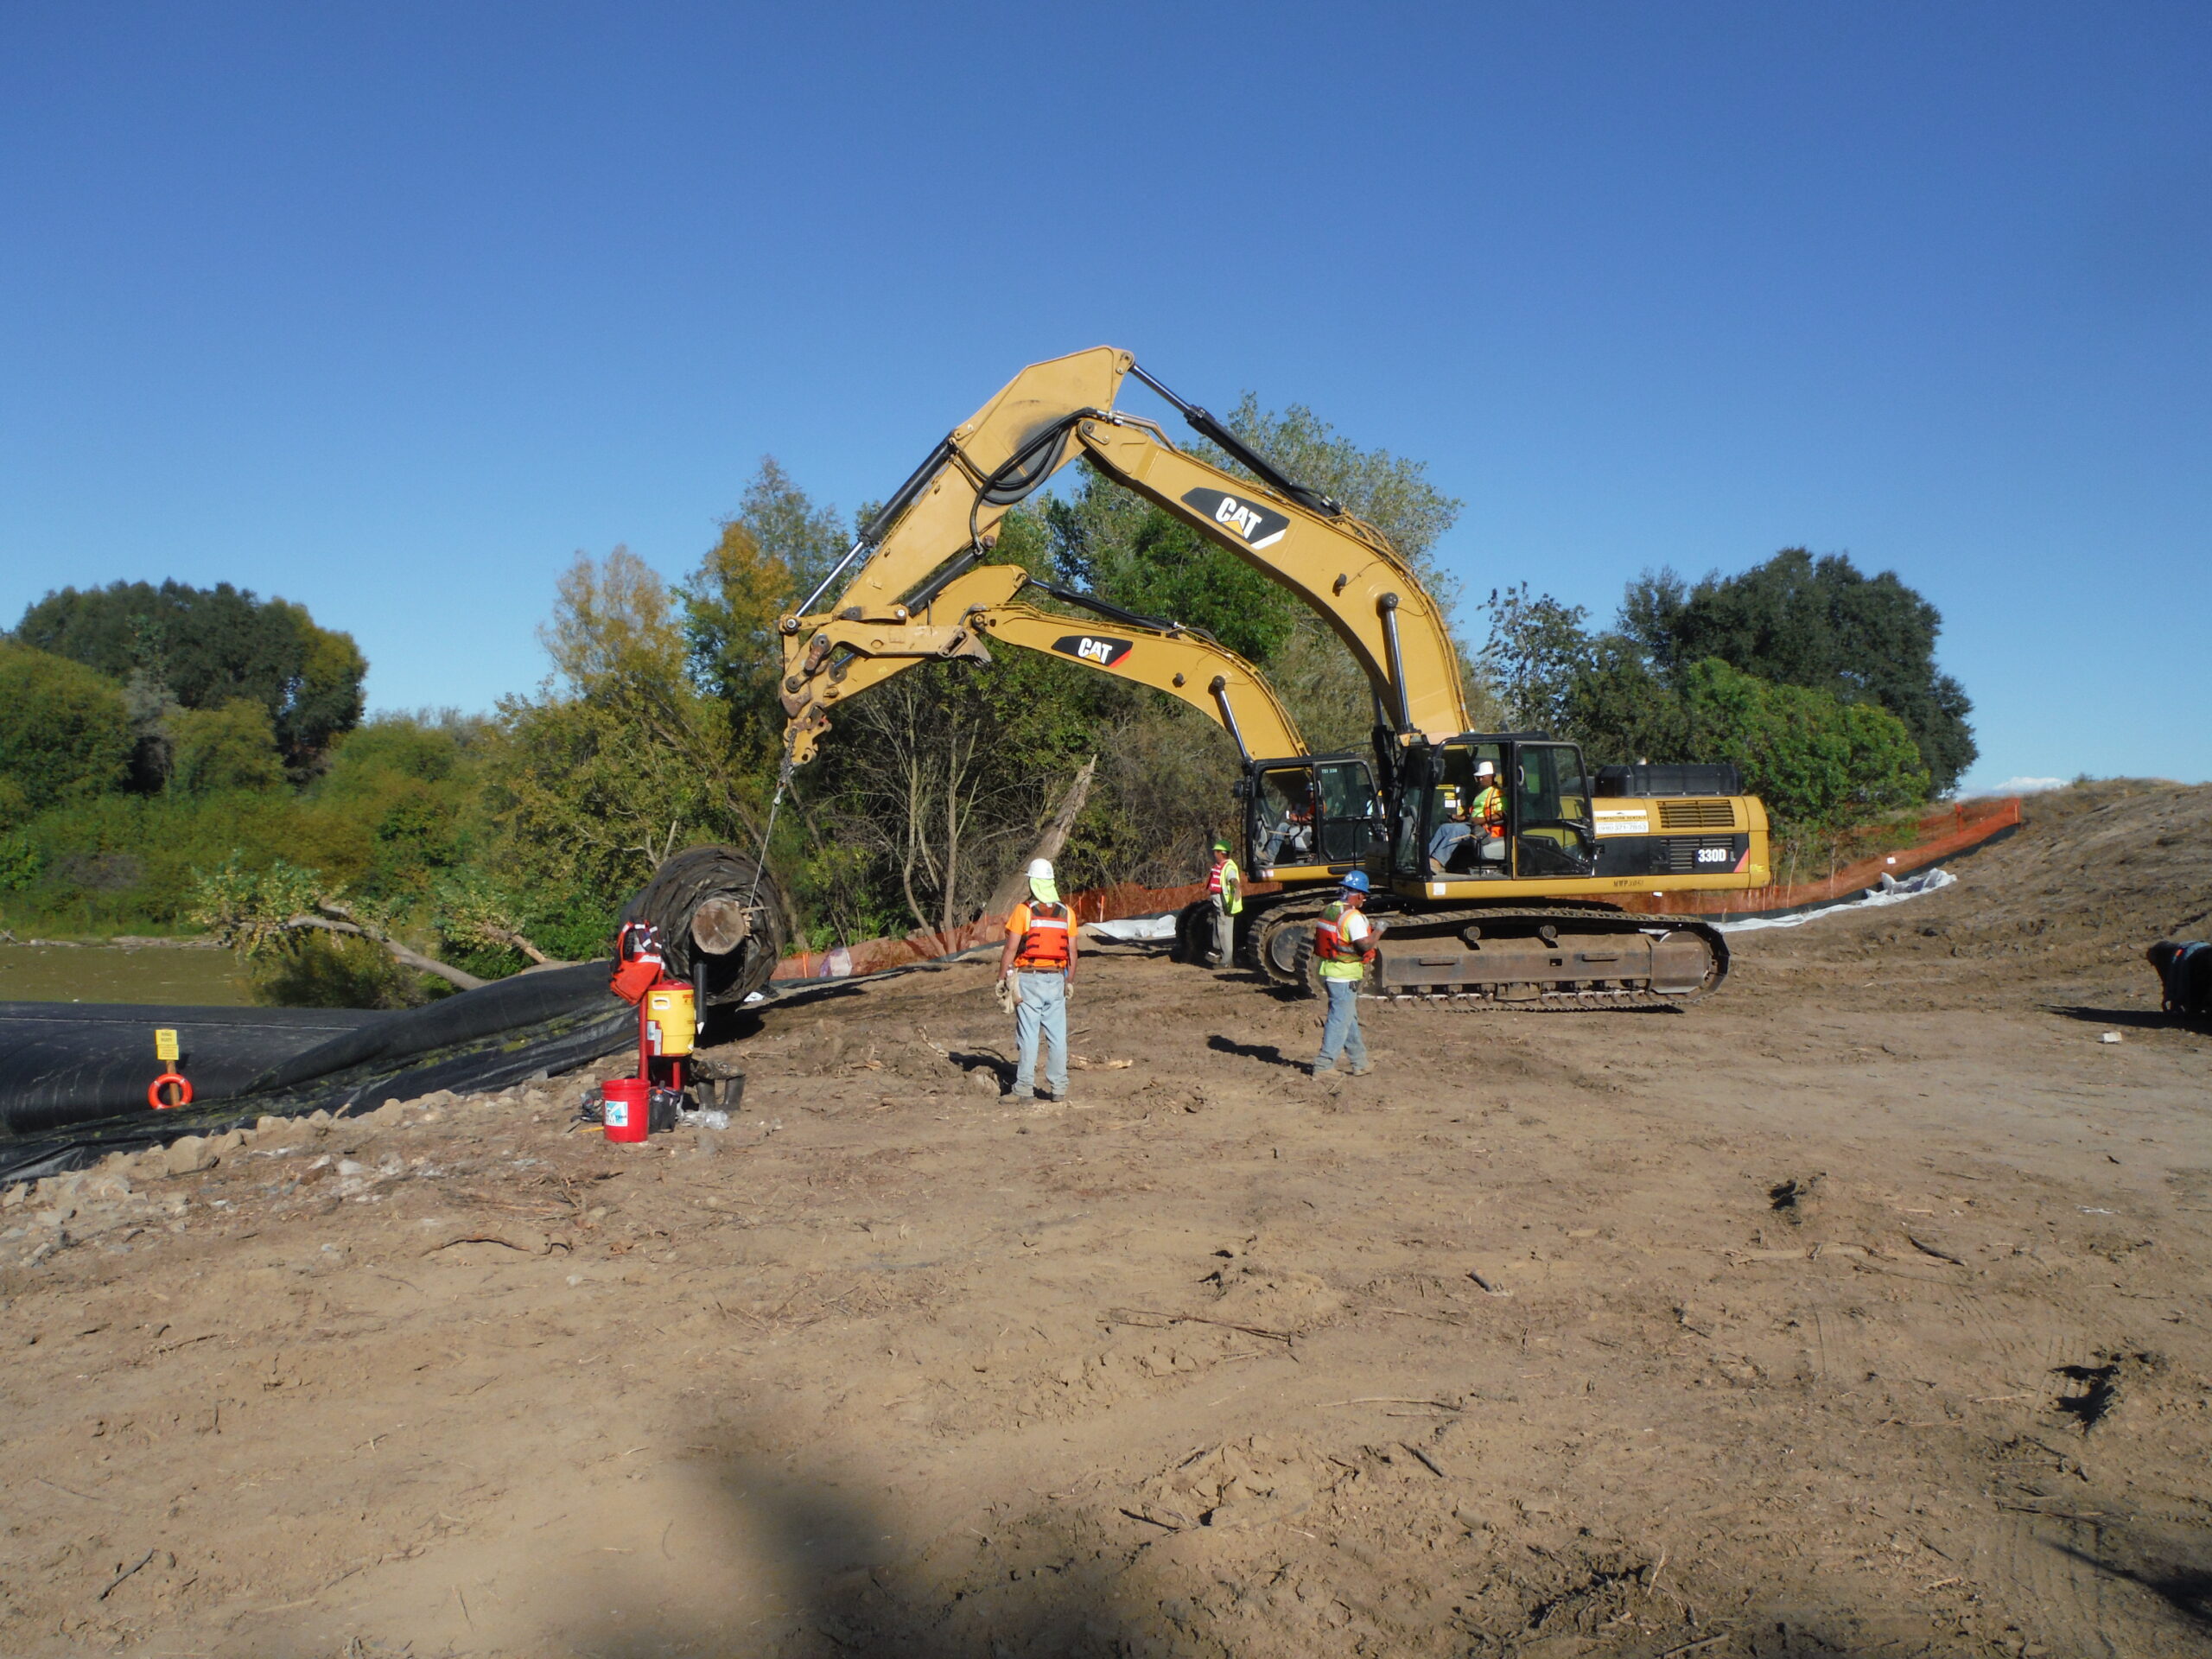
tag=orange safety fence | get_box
[773,798,2021,979]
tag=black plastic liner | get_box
[0,963,632,1185]
[0,848,807,1187]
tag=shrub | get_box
[0,643,132,810]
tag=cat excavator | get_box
[779,347,1770,1008]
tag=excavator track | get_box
[1251,899,1728,1010]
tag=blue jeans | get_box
[1014,971,1069,1097]
[1315,976,1368,1071]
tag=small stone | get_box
[967,1069,1000,1096]
[162,1136,213,1179]
[256,1116,287,1137]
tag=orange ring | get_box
[149,1072,193,1109]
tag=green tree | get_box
[168,700,289,796]
[1478,583,1595,734]
[488,546,762,906]
[14,578,366,770]
[1046,477,1302,664]
[0,642,133,810]
[1624,550,1975,791]
[1680,658,1930,829]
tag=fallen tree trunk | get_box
[982,755,1098,922]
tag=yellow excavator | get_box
[779,347,1771,1008]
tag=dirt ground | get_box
[4,781,2209,1658]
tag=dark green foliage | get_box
[1562,635,1690,762]
[0,643,134,811]
[1679,659,1929,828]
[14,579,366,769]
[1623,550,1976,791]
[1479,585,1596,734]
[168,701,287,796]
[247,931,423,1009]
[1046,478,1302,664]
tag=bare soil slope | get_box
[3,784,2209,1657]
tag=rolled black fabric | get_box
[614,844,791,1005]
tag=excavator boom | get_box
[779,347,1470,754]
[782,562,1306,766]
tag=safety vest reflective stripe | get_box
[1015,905,1071,968]
[1314,903,1369,963]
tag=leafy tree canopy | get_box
[168,700,288,797]
[14,579,366,766]
[1622,550,1975,791]
[0,642,133,813]
[1679,659,1930,829]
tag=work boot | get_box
[1307,1061,1335,1077]
[1346,1063,1374,1077]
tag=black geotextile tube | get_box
[0,964,633,1186]
[615,844,791,1001]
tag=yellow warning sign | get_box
[155,1027,180,1063]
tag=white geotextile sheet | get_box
[1084,912,1181,943]
[1713,868,1955,933]
[1067,870,1956,945]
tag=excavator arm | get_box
[779,562,1305,766]
[779,348,1469,760]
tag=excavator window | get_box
[1421,742,1509,876]
[1253,767,1319,868]
[1250,759,1381,870]
[1314,760,1382,862]
[1512,744,1597,878]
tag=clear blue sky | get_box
[3,3,2206,792]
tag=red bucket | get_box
[601,1077,651,1143]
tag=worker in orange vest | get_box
[997,858,1077,1103]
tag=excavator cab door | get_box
[1314,757,1384,866]
[1245,754,1381,878]
[1510,742,1598,878]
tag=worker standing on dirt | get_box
[1206,838,1243,969]
[1311,871,1377,1077]
[998,857,1076,1103]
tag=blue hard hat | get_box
[1339,870,1370,893]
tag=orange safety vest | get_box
[1011,901,1071,970]
[1313,900,1373,965]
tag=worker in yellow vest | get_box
[1311,871,1378,1077]
[1206,837,1243,969]
[998,857,1076,1102]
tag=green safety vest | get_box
[1212,857,1243,915]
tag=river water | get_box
[0,943,253,1007]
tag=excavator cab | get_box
[1391,735,1599,888]
[1243,754,1382,881]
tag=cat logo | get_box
[1180,487,1290,550]
[1050,632,1134,668]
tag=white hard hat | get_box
[1474,761,1496,779]
[1027,857,1054,880]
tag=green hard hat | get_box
[1211,838,1230,853]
